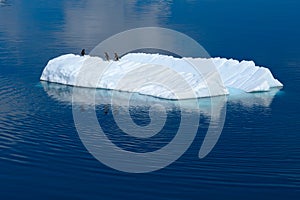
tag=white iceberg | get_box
[40,53,283,100]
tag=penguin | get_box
[104,52,110,61]
[81,49,86,56]
[114,53,119,61]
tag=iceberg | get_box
[40,53,283,100]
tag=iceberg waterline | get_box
[40,53,283,100]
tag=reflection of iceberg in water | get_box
[41,82,280,110]
[226,87,281,108]
[41,81,224,115]
[41,82,281,168]
[41,81,227,168]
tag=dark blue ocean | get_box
[0,0,299,199]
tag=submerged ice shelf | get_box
[40,53,283,100]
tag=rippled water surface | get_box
[0,0,299,199]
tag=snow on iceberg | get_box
[40,53,283,100]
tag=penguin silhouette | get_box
[81,49,86,56]
[114,53,119,61]
[104,52,110,61]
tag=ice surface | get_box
[40,53,283,99]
